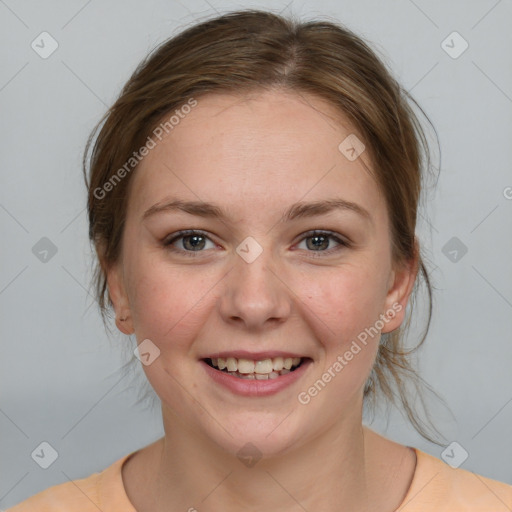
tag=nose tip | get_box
[218,248,292,330]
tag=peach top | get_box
[8,447,512,511]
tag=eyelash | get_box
[163,229,350,258]
[297,230,350,256]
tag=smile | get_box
[201,354,312,396]
[204,356,303,380]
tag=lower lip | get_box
[200,359,312,397]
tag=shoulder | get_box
[6,473,101,512]
[6,453,135,512]
[398,448,512,511]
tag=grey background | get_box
[1,0,511,507]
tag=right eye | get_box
[164,230,217,256]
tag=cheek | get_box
[297,262,390,345]
[293,268,388,405]
[126,258,212,350]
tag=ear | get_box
[381,240,419,334]
[105,261,135,335]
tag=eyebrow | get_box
[142,198,371,224]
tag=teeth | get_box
[237,358,255,374]
[272,357,284,371]
[254,359,273,374]
[208,355,303,377]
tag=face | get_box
[107,90,416,457]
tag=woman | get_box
[10,9,512,511]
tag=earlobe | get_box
[106,263,135,335]
[381,249,419,334]
[116,314,134,335]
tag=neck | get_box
[144,405,379,512]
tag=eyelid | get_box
[163,229,219,257]
[294,229,350,254]
[163,229,213,245]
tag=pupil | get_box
[308,235,328,250]
[184,235,205,251]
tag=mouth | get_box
[203,356,307,380]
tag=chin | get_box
[201,408,313,462]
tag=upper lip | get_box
[201,350,308,360]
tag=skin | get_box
[106,89,418,511]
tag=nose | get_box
[218,248,292,331]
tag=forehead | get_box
[128,90,383,220]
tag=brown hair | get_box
[84,9,447,444]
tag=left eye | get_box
[296,231,346,252]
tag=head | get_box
[85,9,442,455]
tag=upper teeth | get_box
[211,356,301,374]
